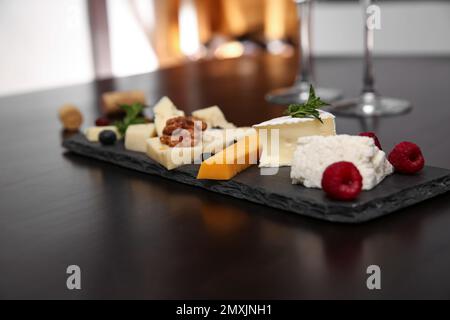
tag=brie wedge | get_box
[125,124,157,153]
[146,138,202,170]
[153,97,185,136]
[85,126,121,142]
[253,111,336,167]
[192,106,236,129]
[291,135,393,190]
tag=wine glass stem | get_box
[362,0,375,93]
[295,0,312,85]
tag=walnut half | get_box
[160,116,207,147]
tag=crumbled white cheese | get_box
[290,135,393,190]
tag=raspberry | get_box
[388,141,425,174]
[359,132,382,150]
[95,117,111,126]
[321,162,363,201]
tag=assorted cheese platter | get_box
[60,87,450,223]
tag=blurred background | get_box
[0,0,449,97]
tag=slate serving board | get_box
[63,133,450,223]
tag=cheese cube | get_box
[253,111,336,167]
[197,134,259,180]
[146,138,202,170]
[85,126,121,142]
[153,97,185,136]
[192,106,236,129]
[125,124,156,153]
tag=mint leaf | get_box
[115,103,146,135]
[285,85,328,124]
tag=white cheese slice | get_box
[125,124,157,153]
[202,129,230,155]
[146,137,202,170]
[253,111,336,167]
[153,96,185,136]
[85,126,121,142]
[231,127,257,141]
[192,106,236,129]
[291,135,394,190]
[202,127,256,156]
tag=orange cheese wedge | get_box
[197,134,259,180]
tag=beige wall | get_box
[314,1,450,56]
[0,0,94,96]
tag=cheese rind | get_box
[146,138,202,170]
[125,124,157,153]
[253,111,336,167]
[153,97,185,136]
[192,106,236,129]
[290,135,393,190]
[197,134,259,180]
[85,126,121,142]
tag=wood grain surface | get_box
[1,55,450,299]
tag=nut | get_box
[160,116,206,147]
[58,104,83,131]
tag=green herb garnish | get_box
[285,85,329,124]
[115,103,146,135]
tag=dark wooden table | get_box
[1,55,450,299]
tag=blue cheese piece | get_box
[291,135,393,190]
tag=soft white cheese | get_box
[290,135,393,190]
[253,111,336,167]
[254,111,334,127]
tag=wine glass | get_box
[332,0,412,117]
[266,0,342,105]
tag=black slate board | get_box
[63,133,450,223]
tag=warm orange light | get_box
[222,0,248,36]
[214,41,245,59]
[265,0,288,41]
[178,0,201,57]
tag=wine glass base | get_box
[266,85,342,105]
[331,93,412,117]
